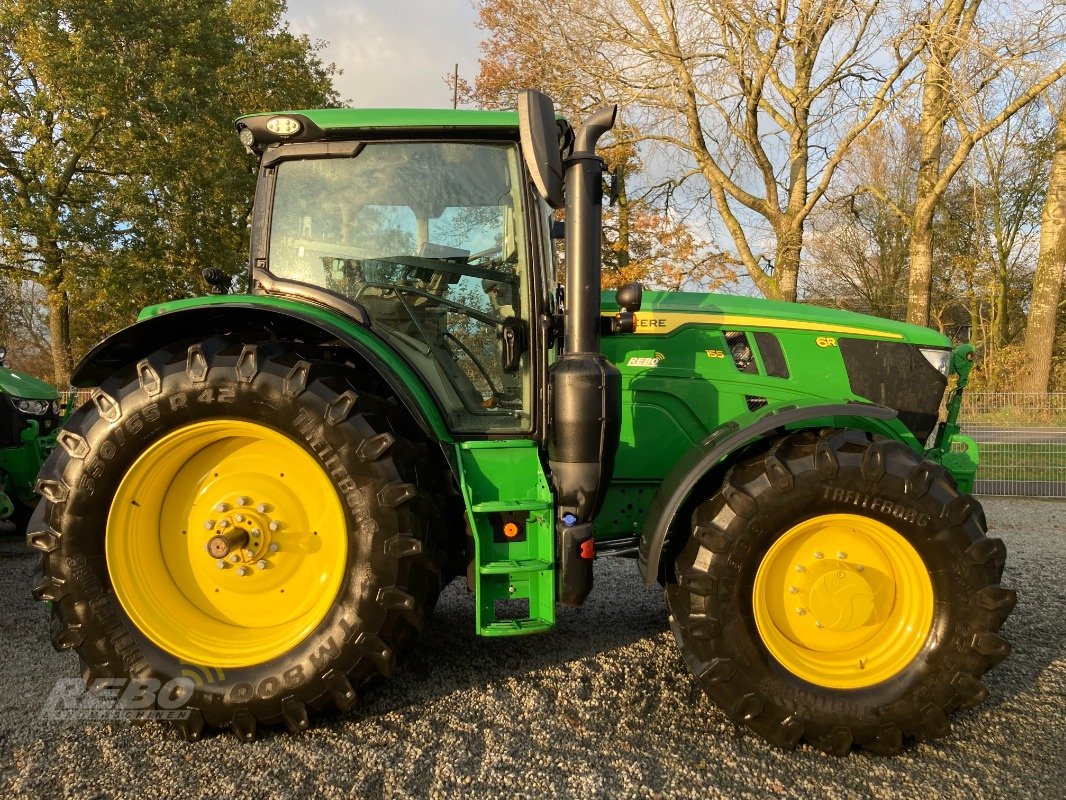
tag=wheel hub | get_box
[804,566,875,633]
[203,501,280,566]
[107,419,347,668]
[751,513,933,689]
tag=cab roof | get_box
[238,108,523,134]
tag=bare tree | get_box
[905,0,1066,326]
[480,0,923,300]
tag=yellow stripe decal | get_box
[623,312,905,340]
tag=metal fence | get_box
[58,390,1066,498]
[960,393,1066,497]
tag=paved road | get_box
[1,496,1063,799]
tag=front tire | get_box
[29,338,446,740]
[667,429,1016,755]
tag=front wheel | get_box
[29,338,445,740]
[667,429,1016,755]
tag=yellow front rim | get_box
[107,419,347,669]
[752,513,934,689]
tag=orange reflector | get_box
[503,522,519,538]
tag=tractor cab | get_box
[237,113,557,434]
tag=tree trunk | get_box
[774,224,802,302]
[907,208,936,327]
[616,169,631,273]
[1021,101,1066,393]
[46,286,73,387]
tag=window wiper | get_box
[373,255,513,284]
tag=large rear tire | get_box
[29,338,446,740]
[667,428,1016,755]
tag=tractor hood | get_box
[603,290,951,348]
[0,368,59,400]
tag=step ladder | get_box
[456,440,555,636]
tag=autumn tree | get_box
[0,0,337,384]
[469,0,736,293]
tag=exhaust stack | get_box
[548,102,619,606]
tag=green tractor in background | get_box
[0,345,61,534]
[29,91,1014,754]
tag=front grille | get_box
[838,339,947,443]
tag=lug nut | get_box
[815,621,824,629]
[796,607,806,616]
[216,560,226,570]
[237,496,249,506]
[256,560,267,570]
[795,565,806,573]
[203,520,215,530]
[236,566,249,576]
[256,503,268,513]
[837,551,847,559]
[229,554,239,563]
[219,519,231,529]
[856,564,865,572]
[268,543,279,554]
[813,551,824,559]
[250,528,260,537]
[789,586,798,594]
[269,521,280,532]
[215,502,228,513]
[234,513,245,523]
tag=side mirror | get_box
[616,282,642,313]
[518,89,565,209]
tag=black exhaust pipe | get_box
[548,104,619,606]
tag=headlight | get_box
[919,347,952,376]
[12,396,49,415]
[51,399,61,414]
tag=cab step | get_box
[455,440,556,637]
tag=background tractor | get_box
[29,91,1014,754]
[0,345,61,534]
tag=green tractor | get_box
[30,91,1014,754]
[1,345,61,534]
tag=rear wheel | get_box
[29,338,446,740]
[667,428,1016,755]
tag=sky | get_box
[284,1,483,108]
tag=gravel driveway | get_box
[1,496,1063,799]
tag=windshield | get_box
[267,141,531,432]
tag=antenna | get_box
[452,63,459,109]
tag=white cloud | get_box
[285,1,482,108]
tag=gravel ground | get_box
[1,496,1063,799]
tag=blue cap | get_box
[562,513,577,526]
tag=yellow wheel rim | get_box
[752,513,933,689]
[107,419,347,668]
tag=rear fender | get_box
[638,400,904,586]
[72,296,452,441]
